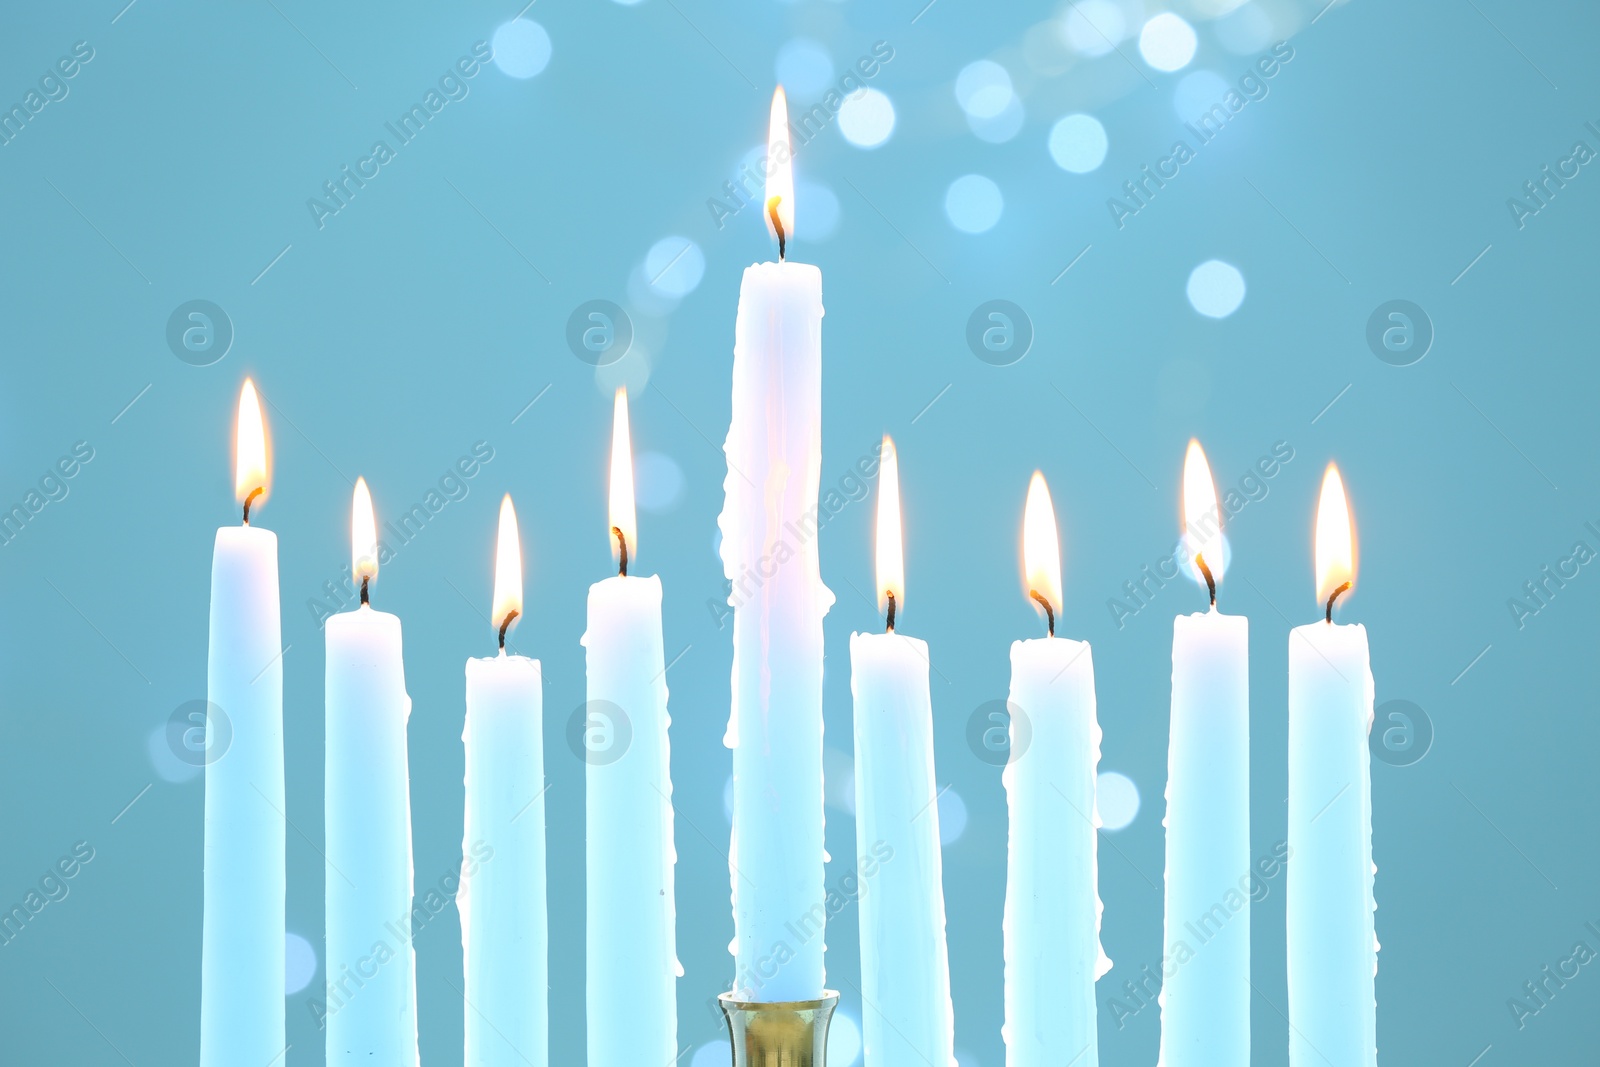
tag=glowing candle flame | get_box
[875,435,904,620]
[765,86,795,250]
[1314,463,1356,614]
[352,476,379,590]
[234,379,270,513]
[609,387,636,573]
[1181,438,1224,588]
[1022,471,1062,625]
[492,494,523,639]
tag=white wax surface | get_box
[1159,609,1250,1066]
[461,653,548,1066]
[718,259,833,1002]
[201,524,285,1066]
[850,630,956,1067]
[325,605,417,1062]
[582,574,677,1065]
[1003,636,1108,1067]
[1287,621,1377,1067]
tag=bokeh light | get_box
[285,932,318,994]
[1187,260,1247,318]
[1048,114,1108,173]
[969,97,1026,144]
[829,1010,863,1066]
[944,175,1003,233]
[492,20,552,79]
[954,60,1014,119]
[938,787,969,845]
[794,180,841,242]
[838,89,896,148]
[775,39,834,99]
[1216,2,1274,53]
[1173,70,1229,120]
[1139,13,1198,72]
[644,236,705,299]
[634,451,684,513]
[1059,0,1127,57]
[1097,771,1141,831]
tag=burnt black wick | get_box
[1030,590,1055,638]
[767,196,786,261]
[1325,581,1350,624]
[242,487,263,525]
[613,526,629,578]
[1195,553,1217,608]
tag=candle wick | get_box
[1029,590,1055,638]
[884,590,896,633]
[613,526,629,578]
[766,196,786,261]
[241,487,263,525]
[359,575,370,607]
[1324,581,1350,624]
[1195,552,1217,608]
[498,609,519,651]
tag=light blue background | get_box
[0,0,1595,1063]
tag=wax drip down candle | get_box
[849,436,957,1067]
[461,496,549,1066]
[1002,472,1109,1067]
[1158,441,1251,1066]
[201,380,285,1067]
[582,388,679,1067]
[1287,465,1377,1067]
[718,86,833,1004]
[324,478,418,1062]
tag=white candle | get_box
[1288,465,1377,1066]
[324,478,418,1061]
[718,86,832,1003]
[582,389,678,1065]
[1003,472,1109,1067]
[461,496,548,1066]
[201,380,285,1067]
[850,437,956,1067]
[1159,441,1250,1065]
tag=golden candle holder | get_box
[718,991,839,1067]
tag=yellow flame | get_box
[352,476,379,588]
[609,387,636,568]
[765,86,795,245]
[492,494,523,635]
[234,379,269,508]
[1181,438,1223,583]
[1022,471,1062,617]
[875,435,904,616]
[1314,463,1356,608]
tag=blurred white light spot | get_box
[835,766,856,816]
[944,175,1003,234]
[1187,260,1246,318]
[645,236,705,299]
[285,931,318,994]
[1216,3,1274,54]
[1048,113,1108,173]
[794,180,841,242]
[1060,0,1127,56]
[492,20,552,79]
[1140,13,1198,72]
[147,723,200,784]
[829,1011,863,1066]
[776,39,834,98]
[968,97,1026,144]
[938,787,968,845]
[612,0,645,6]
[1173,70,1230,121]
[692,1042,732,1067]
[1097,771,1141,831]
[838,89,896,148]
[634,451,684,513]
[955,60,1013,119]
[955,1050,983,1067]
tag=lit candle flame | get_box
[234,379,270,518]
[1181,438,1223,596]
[875,435,904,625]
[765,86,795,254]
[492,494,523,643]
[1022,471,1062,632]
[609,387,636,575]
[352,476,379,595]
[1314,463,1356,617]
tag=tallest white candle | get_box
[202,380,285,1066]
[718,86,833,1002]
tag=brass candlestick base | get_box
[718,991,839,1067]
